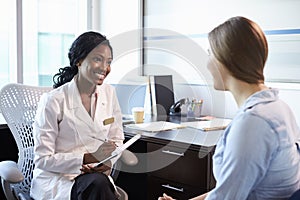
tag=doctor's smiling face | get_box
[78,44,112,86]
[53,31,114,89]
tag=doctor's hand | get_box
[83,141,116,164]
[80,160,112,175]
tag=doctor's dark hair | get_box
[52,31,113,88]
[208,16,268,84]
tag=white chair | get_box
[0,83,136,200]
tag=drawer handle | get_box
[161,184,184,192]
[162,150,184,157]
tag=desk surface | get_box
[124,114,223,148]
[1,112,223,148]
[124,126,222,148]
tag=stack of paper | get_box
[125,121,185,132]
[181,118,232,131]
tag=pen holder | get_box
[187,100,203,119]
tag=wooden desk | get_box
[116,121,221,200]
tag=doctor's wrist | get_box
[83,153,98,164]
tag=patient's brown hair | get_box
[208,16,268,84]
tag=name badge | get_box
[103,117,114,125]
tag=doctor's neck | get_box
[76,76,96,97]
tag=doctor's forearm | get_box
[34,153,83,174]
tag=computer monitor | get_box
[150,75,175,116]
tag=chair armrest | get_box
[0,161,24,183]
[120,150,138,166]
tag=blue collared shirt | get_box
[207,89,300,200]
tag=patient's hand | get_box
[158,193,175,200]
[158,192,208,200]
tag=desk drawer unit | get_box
[148,175,205,200]
[147,142,215,198]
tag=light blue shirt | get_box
[207,89,300,200]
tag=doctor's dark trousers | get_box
[71,172,117,200]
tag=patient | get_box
[159,16,300,200]
[30,31,124,200]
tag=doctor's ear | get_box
[76,60,83,67]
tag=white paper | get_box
[125,121,185,132]
[95,134,141,167]
[181,118,232,131]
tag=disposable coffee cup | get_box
[131,107,144,124]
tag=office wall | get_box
[115,81,300,125]
[114,84,147,115]
[277,87,300,125]
[173,83,300,125]
[173,84,237,119]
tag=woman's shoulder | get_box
[49,84,67,96]
[41,83,69,104]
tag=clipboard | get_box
[95,134,141,167]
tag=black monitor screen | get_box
[152,75,175,116]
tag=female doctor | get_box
[30,31,124,200]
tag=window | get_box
[0,0,141,88]
[144,0,300,85]
[37,33,74,86]
[0,0,87,89]
[22,0,87,86]
[0,1,17,88]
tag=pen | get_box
[89,136,119,147]
[89,135,108,143]
[202,126,227,131]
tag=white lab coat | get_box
[30,78,124,200]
